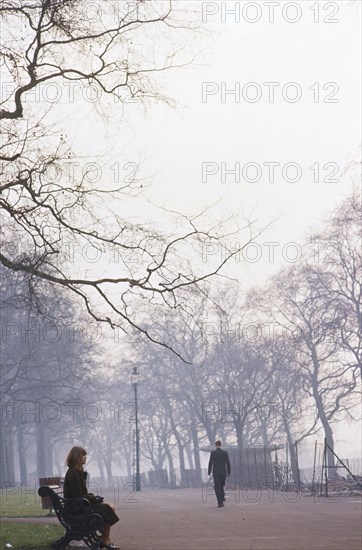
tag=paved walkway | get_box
[110,488,361,550]
[2,488,361,549]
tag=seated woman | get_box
[64,446,119,550]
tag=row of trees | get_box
[1,191,360,488]
[128,191,361,485]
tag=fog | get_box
[0,0,361,502]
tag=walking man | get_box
[208,441,231,507]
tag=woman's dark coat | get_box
[64,467,119,526]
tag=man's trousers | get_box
[213,474,226,505]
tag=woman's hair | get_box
[65,446,87,470]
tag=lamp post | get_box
[131,366,141,492]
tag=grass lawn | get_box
[1,489,51,517]
[0,523,64,549]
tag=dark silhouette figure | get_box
[208,441,231,507]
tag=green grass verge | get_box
[1,490,50,517]
[0,522,64,549]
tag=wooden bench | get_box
[38,485,104,549]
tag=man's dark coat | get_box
[208,447,231,476]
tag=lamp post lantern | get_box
[131,366,141,492]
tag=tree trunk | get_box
[260,415,270,446]
[310,347,337,477]
[104,458,113,486]
[36,423,47,478]
[165,446,176,488]
[191,419,202,486]
[235,422,244,449]
[166,404,186,486]
[97,457,106,486]
[157,443,165,470]
[204,421,217,446]
[176,440,186,486]
[185,443,194,469]
[319,412,337,478]
[0,427,5,488]
[45,434,53,475]
[283,420,299,485]
[17,426,28,484]
[0,425,15,486]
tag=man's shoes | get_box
[217,503,224,507]
[100,544,120,550]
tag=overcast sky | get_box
[67,0,361,288]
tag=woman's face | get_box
[81,452,87,466]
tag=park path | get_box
[2,488,361,550]
[108,488,361,550]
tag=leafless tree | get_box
[308,190,362,380]
[0,0,258,357]
[265,263,359,477]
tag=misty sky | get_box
[61,0,361,288]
